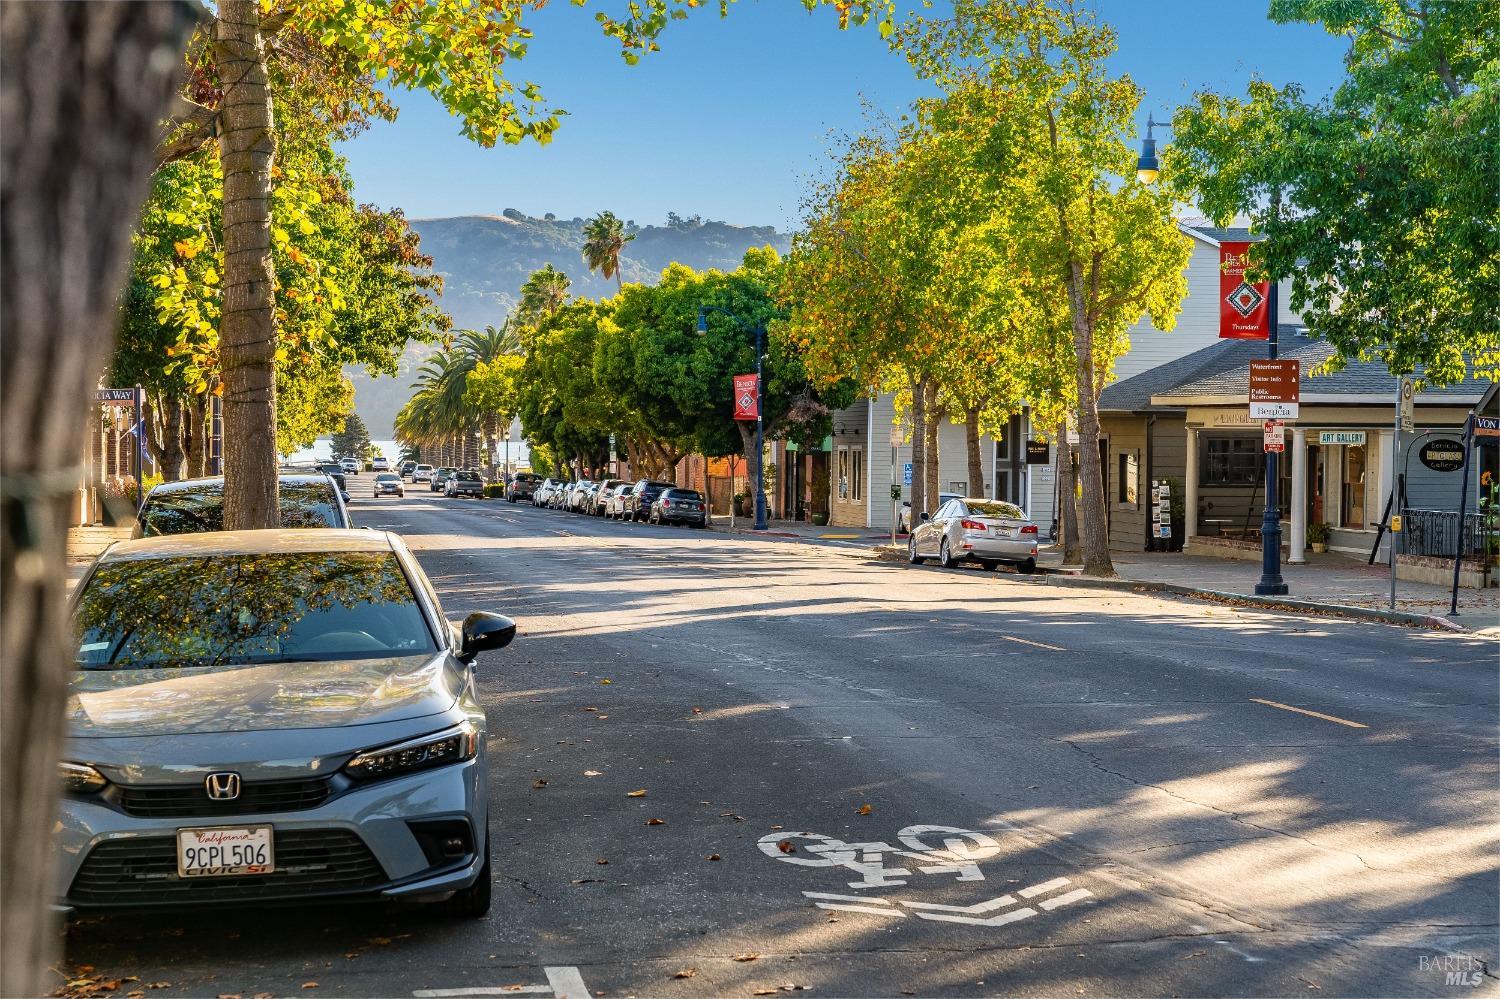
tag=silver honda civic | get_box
[58,529,515,917]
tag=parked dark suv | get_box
[506,472,542,503]
[626,480,678,522]
[650,488,707,528]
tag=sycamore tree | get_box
[156,0,896,531]
[1170,0,1498,383]
[900,0,1190,576]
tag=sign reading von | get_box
[1249,359,1300,419]
[732,374,759,421]
[1220,241,1271,340]
[1418,439,1466,473]
[1475,415,1500,439]
[1025,441,1050,465]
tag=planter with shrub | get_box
[1307,521,1332,553]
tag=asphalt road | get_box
[60,476,1499,998]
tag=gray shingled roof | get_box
[1154,337,1492,402]
[1098,330,1302,413]
[1181,224,1260,244]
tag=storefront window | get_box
[1200,437,1261,485]
[1341,444,1367,527]
[849,448,863,502]
[836,448,849,500]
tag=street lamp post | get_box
[697,305,769,531]
[1137,113,1288,595]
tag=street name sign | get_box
[1248,359,1300,419]
[96,388,136,404]
[1263,419,1285,453]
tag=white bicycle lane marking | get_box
[762,824,1095,928]
[415,966,590,999]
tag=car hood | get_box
[67,653,460,737]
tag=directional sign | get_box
[1249,359,1300,419]
[1263,419,1285,453]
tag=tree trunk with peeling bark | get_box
[184,395,208,477]
[923,381,943,517]
[1055,420,1082,565]
[964,406,984,498]
[215,0,280,530]
[0,5,199,994]
[908,373,927,523]
[1065,265,1114,576]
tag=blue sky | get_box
[340,0,1349,231]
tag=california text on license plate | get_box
[177,825,274,877]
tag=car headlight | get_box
[60,761,107,793]
[345,722,478,780]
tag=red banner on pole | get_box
[1219,241,1270,340]
[733,373,759,421]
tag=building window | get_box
[1341,444,1367,527]
[836,448,849,501]
[1200,437,1261,486]
[1119,451,1139,506]
[849,448,863,502]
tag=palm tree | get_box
[581,211,633,290]
[517,265,571,326]
[396,324,525,473]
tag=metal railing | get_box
[1400,509,1490,559]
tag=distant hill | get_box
[349,210,791,438]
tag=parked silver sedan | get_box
[907,497,1039,573]
[60,529,516,917]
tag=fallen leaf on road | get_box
[707,854,721,861]
[367,936,392,946]
[720,812,744,821]
[755,991,779,996]
[777,841,796,854]
[778,986,811,992]
[600,679,612,684]
[532,779,549,789]
[770,825,783,830]
[127,993,145,999]
[627,789,647,797]
[582,707,598,712]
[645,818,665,825]
[691,706,703,714]
[673,969,697,979]
[596,858,609,865]
[301,984,319,990]
[253,993,273,999]
[856,804,872,815]
[217,994,241,999]
[584,770,603,777]
[596,715,609,719]
[733,953,760,962]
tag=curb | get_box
[868,545,1477,634]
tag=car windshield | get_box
[456,471,481,482]
[74,551,437,671]
[966,501,1025,519]
[139,484,341,535]
[619,486,634,494]
[376,474,399,482]
[669,490,703,501]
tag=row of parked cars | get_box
[526,476,709,527]
[62,467,514,919]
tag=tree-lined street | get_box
[59,483,1497,997]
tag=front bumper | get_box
[55,758,487,910]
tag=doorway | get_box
[1308,444,1325,525]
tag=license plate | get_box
[177,825,274,877]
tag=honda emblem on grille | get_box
[204,772,241,801]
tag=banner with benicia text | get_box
[1219,241,1270,339]
[733,374,759,421]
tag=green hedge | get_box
[483,483,505,498]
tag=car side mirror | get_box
[920,512,931,523]
[459,611,517,663]
[341,491,351,504]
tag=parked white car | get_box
[605,484,635,520]
[371,456,390,472]
[412,464,434,483]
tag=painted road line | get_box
[544,967,592,999]
[1038,888,1093,910]
[1017,877,1072,898]
[1250,697,1368,729]
[804,891,896,904]
[413,988,550,997]
[814,902,908,917]
[910,906,1038,927]
[900,895,1017,914]
[1002,635,1066,652]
